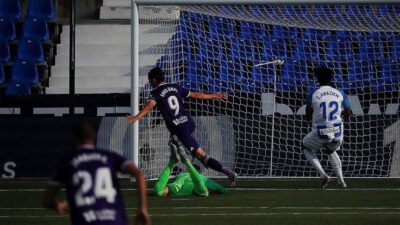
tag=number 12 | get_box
[320,101,339,120]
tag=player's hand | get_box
[127,115,138,124]
[56,201,69,214]
[135,209,151,225]
[214,92,228,100]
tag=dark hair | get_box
[73,122,96,145]
[314,67,333,85]
[148,67,165,82]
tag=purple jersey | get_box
[149,83,193,133]
[50,148,129,225]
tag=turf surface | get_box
[0,178,399,225]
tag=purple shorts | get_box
[169,120,200,153]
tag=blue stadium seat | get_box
[314,5,341,16]
[219,60,243,83]
[251,63,275,88]
[183,81,201,92]
[325,38,353,61]
[272,26,298,39]
[0,63,4,84]
[283,5,309,16]
[23,17,50,41]
[11,59,39,85]
[27,0,55,20]
[347,60,375,90]
[180,12,204,37]
[0,0,21,20]
[241,21,264,40]
[383,59,400,83]
[17,39,45,63]
[231,38,254,59]
[198,37,221,59]
[5,82,31,95]
[392,36,400,58]
[359,37,384,60]
[262,38,287,60]
[345,5,373,16]
[294,39,320,60]
[187,59,212,83]
[0,17,15,41]
[283,59,308,84]
[0,39,10,62]
[209,16,233,38]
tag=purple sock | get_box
[205,157,231,176]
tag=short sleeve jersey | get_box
[149,83,192,130]
[50,148,129,225]
[306,85,351,128]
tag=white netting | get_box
[136,5,400,179]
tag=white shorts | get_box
[303,129,343,152]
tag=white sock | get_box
[304,148,328,178]
[328,151,345,184]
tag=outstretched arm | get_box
[127,100,157,124]
[122,162,151,225]
[189,92,227,100]
[42,185,69,214]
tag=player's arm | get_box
[42,185,69,214]
[127,100,156,124]
[122,162,151,225]
[341,92,353,118]
[306,106,313,122]
[188,92,227,100]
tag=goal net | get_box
[135,4,400,179]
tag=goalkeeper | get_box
[154,139,227,197]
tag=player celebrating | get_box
[154,141,227,197]
[303,67,352,188]
[43,122,151,225]
[128,67,237,184]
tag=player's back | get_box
[60,148,128,225]
[307,85,348,129]
[150,83,192,129]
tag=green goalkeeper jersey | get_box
[167,172,227,196]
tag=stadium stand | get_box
[22,17,50,41]
[27,0,55,21]
[0,39,11,62]
[0,17,16,41]
[11,59,39,85]
[5,82,31,95]
[0,0,21,20]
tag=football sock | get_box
[204,156,231,176]
[183,159,208,196]
[153,160,174,196]
[304,148,328,178]
[328,151,345,184]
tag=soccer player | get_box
[153,141,227,197]
[128,67,237,184]
[303,67,353,188]
[43,122,151,225]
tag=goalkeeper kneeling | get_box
[154,137,227,197]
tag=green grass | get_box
[0,178,399,225]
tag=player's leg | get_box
[173,142,208,196]
[153,140,180,196]
[326,140,346,188]
[303,132,330,188]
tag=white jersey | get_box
[305,85,351,141]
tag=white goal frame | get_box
[130,0,400,170]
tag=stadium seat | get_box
[11,59,39,85]
[5,82,31,95]
[392,36,400,58]
[219,60,243,83]
[0,39,10,62]
[314,5,341,16]
[23,17,50,41]
[241,21,265,40]
[251,63,275,86]
[0,17,16,41]
[187,59,212,83]
[272,26,298,39]
[209,17,233,38]
[262,38,287,60]
[17,39,45,63]
[0,0,21,20]
[359,37,384,60]
[325,38,353,61]
[383,59,400,83]
[283,59,308,84]
[294,39,320,60]
[0,63,4,84]
[231,38,254,59]
[198,37,221,59]
[27,0,55,20]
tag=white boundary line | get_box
[1,206,399,210]
[1,188,400,192]
[0,212,399,218]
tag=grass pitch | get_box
[0,178,399,225]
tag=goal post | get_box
[130,1,400,179]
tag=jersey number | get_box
[73,167,117,207]
[320,101,339,120]
[167,96,180,116]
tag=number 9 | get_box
[168,96,180,116]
